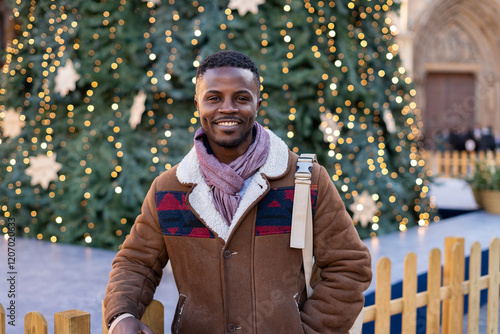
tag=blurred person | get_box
[478,126,496,152]
[449,126,466,151]
[465,126,477,152]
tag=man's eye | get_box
[237,96,249,101]
[208,96,220,101]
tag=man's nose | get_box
[219,99,237,112]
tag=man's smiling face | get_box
[195,66,261,161]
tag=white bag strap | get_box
[291,154,365,332]
[290,153,316,298]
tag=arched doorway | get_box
[411,0,500,150]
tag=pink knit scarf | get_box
[194,122,270,225]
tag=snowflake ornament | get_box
[228,0,265,16]
[319,111,340,144]
[1,108,25,138]
[129,90,147,130]
[25,154,63,189]
[349,190,378,228]
[54,59,80,97]
[383,108,396,134]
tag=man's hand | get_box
[112,317,155,334]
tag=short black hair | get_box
[196,50,260,85]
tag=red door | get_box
[424,72,476,150]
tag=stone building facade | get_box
[394,0,500,149]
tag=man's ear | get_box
[194,96,198,110]
[257,98,262,111]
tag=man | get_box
[104,50,372,334]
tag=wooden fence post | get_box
[0,304,5,334]
[102,300,164,334]
[469,151,477,175]
[460,151,468,177]
[0,304,4,334]
[54,310,90,334]
[443,151,451,177]
[141,300,164,334]
[468,242,482,334]
[426,248,441,334]
[402,252,417,333]
[451,151,459,177]
[487,237,500,334]
[101,301,108,334]
[442,237,465,334]
[24,311,47,334]
[443,150,448,176]
[443,237,465,334]
[375,257,391,334]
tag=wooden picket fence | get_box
[363,237,499,334]
[422,150,500,179]
[1,236,499,333]
[0,300,164,334]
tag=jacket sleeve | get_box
[103,178,169,326]
[301,165,372,334]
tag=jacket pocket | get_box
[171,294,187,334]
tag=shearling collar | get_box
[176,129,290,242]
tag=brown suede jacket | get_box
[104,130,372,334]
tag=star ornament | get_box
[319,111,340,144]
[1,108,25,138]
[54,59,80,97]
[349,190,378,228]
[129,90,147,130]
[228,0,265,16]
[25,154,63,189]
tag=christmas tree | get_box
[0,0,437,249]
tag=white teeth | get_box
[218,122,237,126]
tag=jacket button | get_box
[227,322,238,332]
[223,250,232,259]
